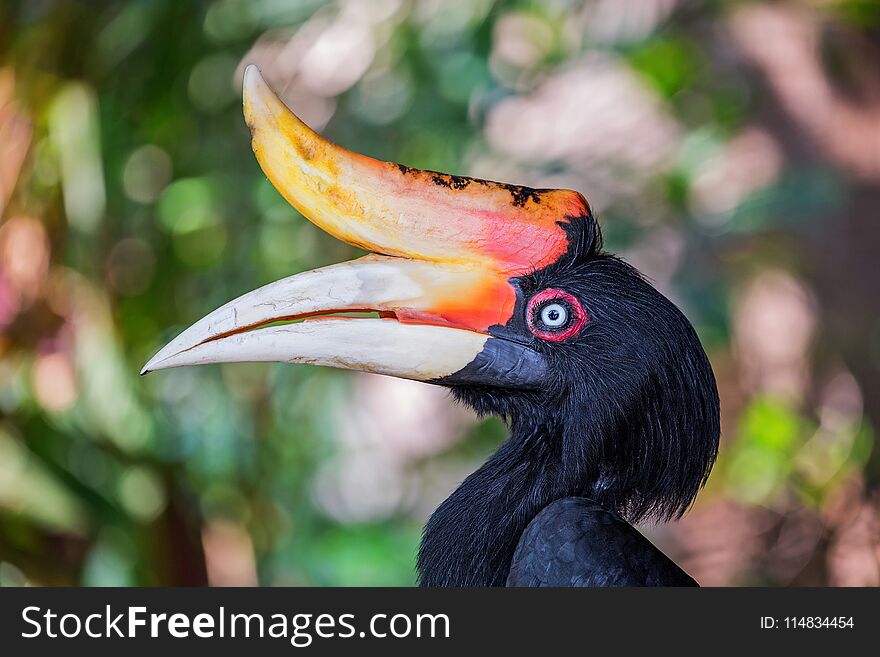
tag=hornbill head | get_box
[143,66,719,523]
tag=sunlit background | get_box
[1,0,879,586]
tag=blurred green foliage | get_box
[1,0,878,586]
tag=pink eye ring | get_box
[526,288,588,342]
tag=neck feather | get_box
[416,418,593,587]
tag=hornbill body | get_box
[143,67,720,587]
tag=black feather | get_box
[507,497,697,587]
[417,211,720,587]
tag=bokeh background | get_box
[1,0,879,586]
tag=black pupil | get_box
[547,309,560,322]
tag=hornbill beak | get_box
[141,66,589,388]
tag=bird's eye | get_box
[540,303,567,327]
[526,288,588,342]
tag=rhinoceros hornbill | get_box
[143,66,720,587]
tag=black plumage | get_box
[507,498,696,587]
[418,210,720,587]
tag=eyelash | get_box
[526,288,588,342]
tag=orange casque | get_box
[244,66,588,333]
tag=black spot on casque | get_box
[394,163,546,207]
[431,173,472,191]
[501,183,542,208]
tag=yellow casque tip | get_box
[242,63,261,94]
